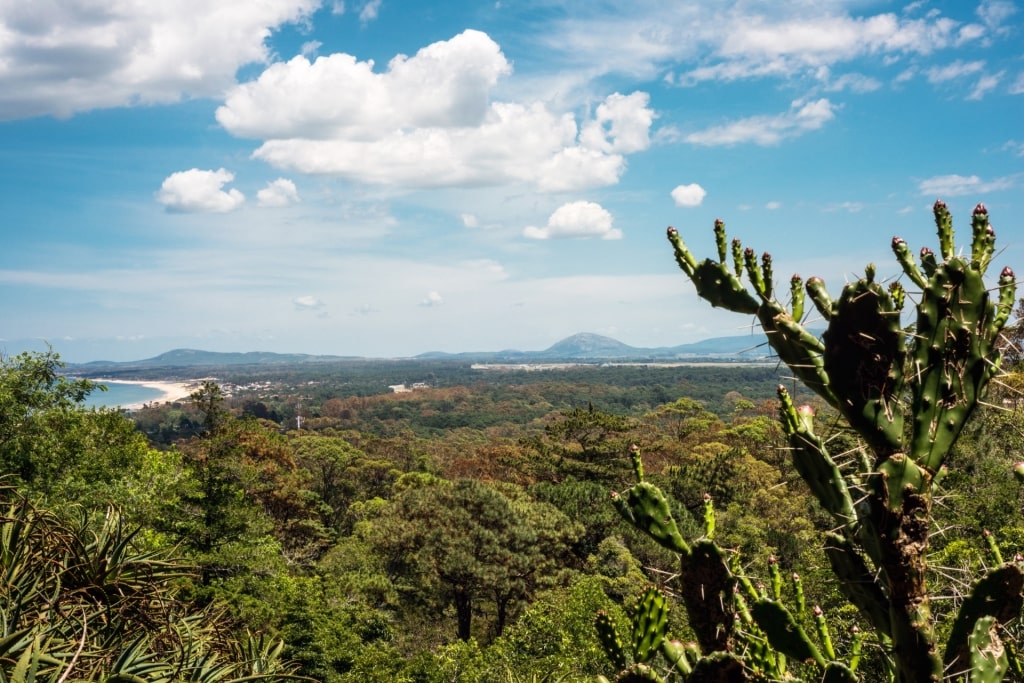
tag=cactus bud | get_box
[1014,462,1024,483]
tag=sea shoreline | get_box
[91,379,197,410]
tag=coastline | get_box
[91,379,197,410]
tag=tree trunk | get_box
[454,593,472,642]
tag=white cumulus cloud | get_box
[156,168,245,213]
[216,31,653,192]
[671,183,707,207]
[523,201,622,240]
[257,178,300,207]
[0,0,319,120]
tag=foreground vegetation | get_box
[2,203,1023,682]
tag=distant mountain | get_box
[542,332,636,358]
[417,331,775,362]
[76,348,359,370]
[69,331,778,369]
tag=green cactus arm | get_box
[943,564,1024,675]
[892,237,928,290]
[806,276,835,321]
[991,266,1017,336]
[823,533,892,638]
[750,598,827,669]
[762,253,774,300]
[772,314,826,355]
[909,258,1005,472]
[702,493,715,539]
[612,481,691,555]
[792,573,806,616]
[849,627,863,673]
[659,639,692,676]
[666,227,759,314]
[631,587,669,664]
[731,237,744,278]
[934,200,955,262]
[778,387,857,528]
[790,274,805,322]
[596,610,629,671]
[628,443,644,482]
[713,218,728,263]
[742,248,770,299]
[983,530,1003,566]
[762,312,835,404]
[813,605,836,661]
[768,555,783,601]
[968,616,1009,683]
[970,204,996,272]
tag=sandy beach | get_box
[92,379,197,410]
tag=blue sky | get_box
[1,0,1022,362]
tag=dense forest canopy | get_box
[2,315,1024,682]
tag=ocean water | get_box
[82,382,165,410]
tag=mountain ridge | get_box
[69,331,774,369]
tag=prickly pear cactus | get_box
[660,201,1018,683]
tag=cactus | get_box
[655,201,1019,683]
[967,617,1009,683]
[612,482,690,556]
[749,598,825,668]
[596,610,629,672]
[943,563,1024,675]
[631,587,669,664]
